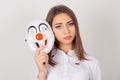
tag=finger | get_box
[35,52,48,59]
[38,45,46,51]
[34,52,48,63]
[37,56,47,61]
[37,55,48,61]
[36,57,48,64]
[40,59,48,64]
[38,52,48,58]
[35,45,46,56]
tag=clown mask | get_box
[25,20,55,53]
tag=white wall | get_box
[0,0,120,80]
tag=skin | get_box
[34,13,76,80]
[34,45,48,80]
[52,13,75,53]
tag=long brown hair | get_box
[46,5,87,66]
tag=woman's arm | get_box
[37,72,47,80]
[34,46,49,80]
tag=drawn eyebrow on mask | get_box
[38,23,48,32]
[27,26,37,33]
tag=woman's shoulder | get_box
[83,54,100,67]
[86,54,98,61]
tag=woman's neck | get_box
[59,43,73,53]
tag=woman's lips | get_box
[63,36,72,40]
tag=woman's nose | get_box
[36,33,43,40]
[63,27,70,34]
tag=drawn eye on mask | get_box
[25,20,55,53]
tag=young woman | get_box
[34,5,101,80]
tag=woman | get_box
[34,5,101,80]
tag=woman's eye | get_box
[68,22,74,26]
[55,25,61,28]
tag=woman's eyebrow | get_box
[55,23,62,26]
[67,20,73,24]
[54,20,73,26]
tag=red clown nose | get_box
[36,33,43,40]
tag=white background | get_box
[0,0,120,80]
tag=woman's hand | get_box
[34,45,49,79]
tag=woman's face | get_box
[52,13,76,46]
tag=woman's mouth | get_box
[63,36,72,40]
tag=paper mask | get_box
[25,20,55,53]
